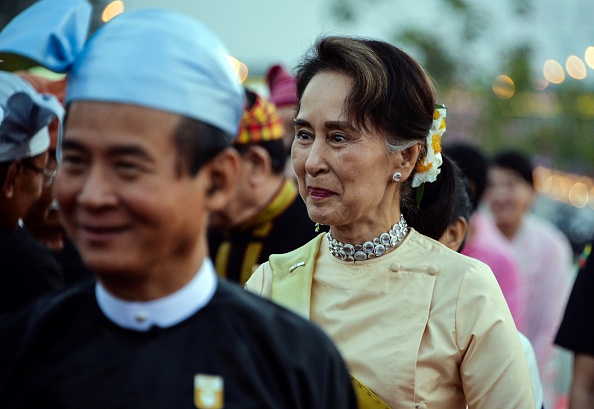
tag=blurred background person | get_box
[432,159,544,409]
[16,71,92,286]
[16,72,67,252]
[265,63,298,179]
[555,238,594,409]
[484,149,573,408]
[265,64,298,149]
[443,142,526,330]
[208,88,318,285]
[0,71,64,315]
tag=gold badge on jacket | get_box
[194,374,224,409]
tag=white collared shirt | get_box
[96,258,218,331]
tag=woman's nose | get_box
[304,139,328,176]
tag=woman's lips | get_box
[308,187,335,199]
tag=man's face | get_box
[17,151,49,218]
[55,101,210,282]
[208,147,258,231]
[24,118,65,250]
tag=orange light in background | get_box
[542,174,553,193]
[568,182,589,208]
[548,174,566,201]
[227,56,249,84]
[535,166,594,208]
[236,62,248,84]
[492,75,515,99]
[543,60,565,84]
[566,55,587,80]
[585,46,594,69]
[533,166,551,192]
[102,1,124,22]
[227,56,240,72]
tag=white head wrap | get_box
[0,71,63,162]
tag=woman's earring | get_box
[392,172,403,182]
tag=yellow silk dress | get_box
[246,229,535,409]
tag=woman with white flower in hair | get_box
[246,36,535,409]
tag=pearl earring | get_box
[392,172,403,182]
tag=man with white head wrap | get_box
[0,1,357,408]
[0,71,64,315]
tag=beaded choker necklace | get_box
[327,214,409,261]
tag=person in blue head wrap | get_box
[0,70,65,315]
[0,1,357,408]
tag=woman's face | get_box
[485,166,534,230]
[292,71,401,234]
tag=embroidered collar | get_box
[96,258,218,331]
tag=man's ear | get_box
[202,148,241,212]
[1,162,20,199]
[393,143,421,180]
[242,145,271,185]
[439,217,468,252]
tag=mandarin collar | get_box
[96,258,218,331]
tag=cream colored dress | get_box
[246,229,535,409]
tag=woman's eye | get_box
[331,133,347,143]
[295,130,313,140]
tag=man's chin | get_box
[81,255,135,278]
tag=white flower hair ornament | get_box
[412,104,446,188]
[411,104,446,206]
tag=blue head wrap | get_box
[0,0,243,138]
[0,71,64,162]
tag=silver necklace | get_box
[327,214,409,261]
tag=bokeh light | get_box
[492,75,515,99]
[543,60,565,84]
[227,56,249,84]
[534,166,551,192]
[585,46,594,69]
[566,55,587,80]
[568,182,589,208]
[536,166,594,209]
[101,1,124,22]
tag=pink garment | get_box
[509,213,572,378]
[462,212,526,331]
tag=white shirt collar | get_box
[96,258,218,331]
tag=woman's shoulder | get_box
[268,233,326,271]
[397,231,509,324]
[246,233,325,296]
